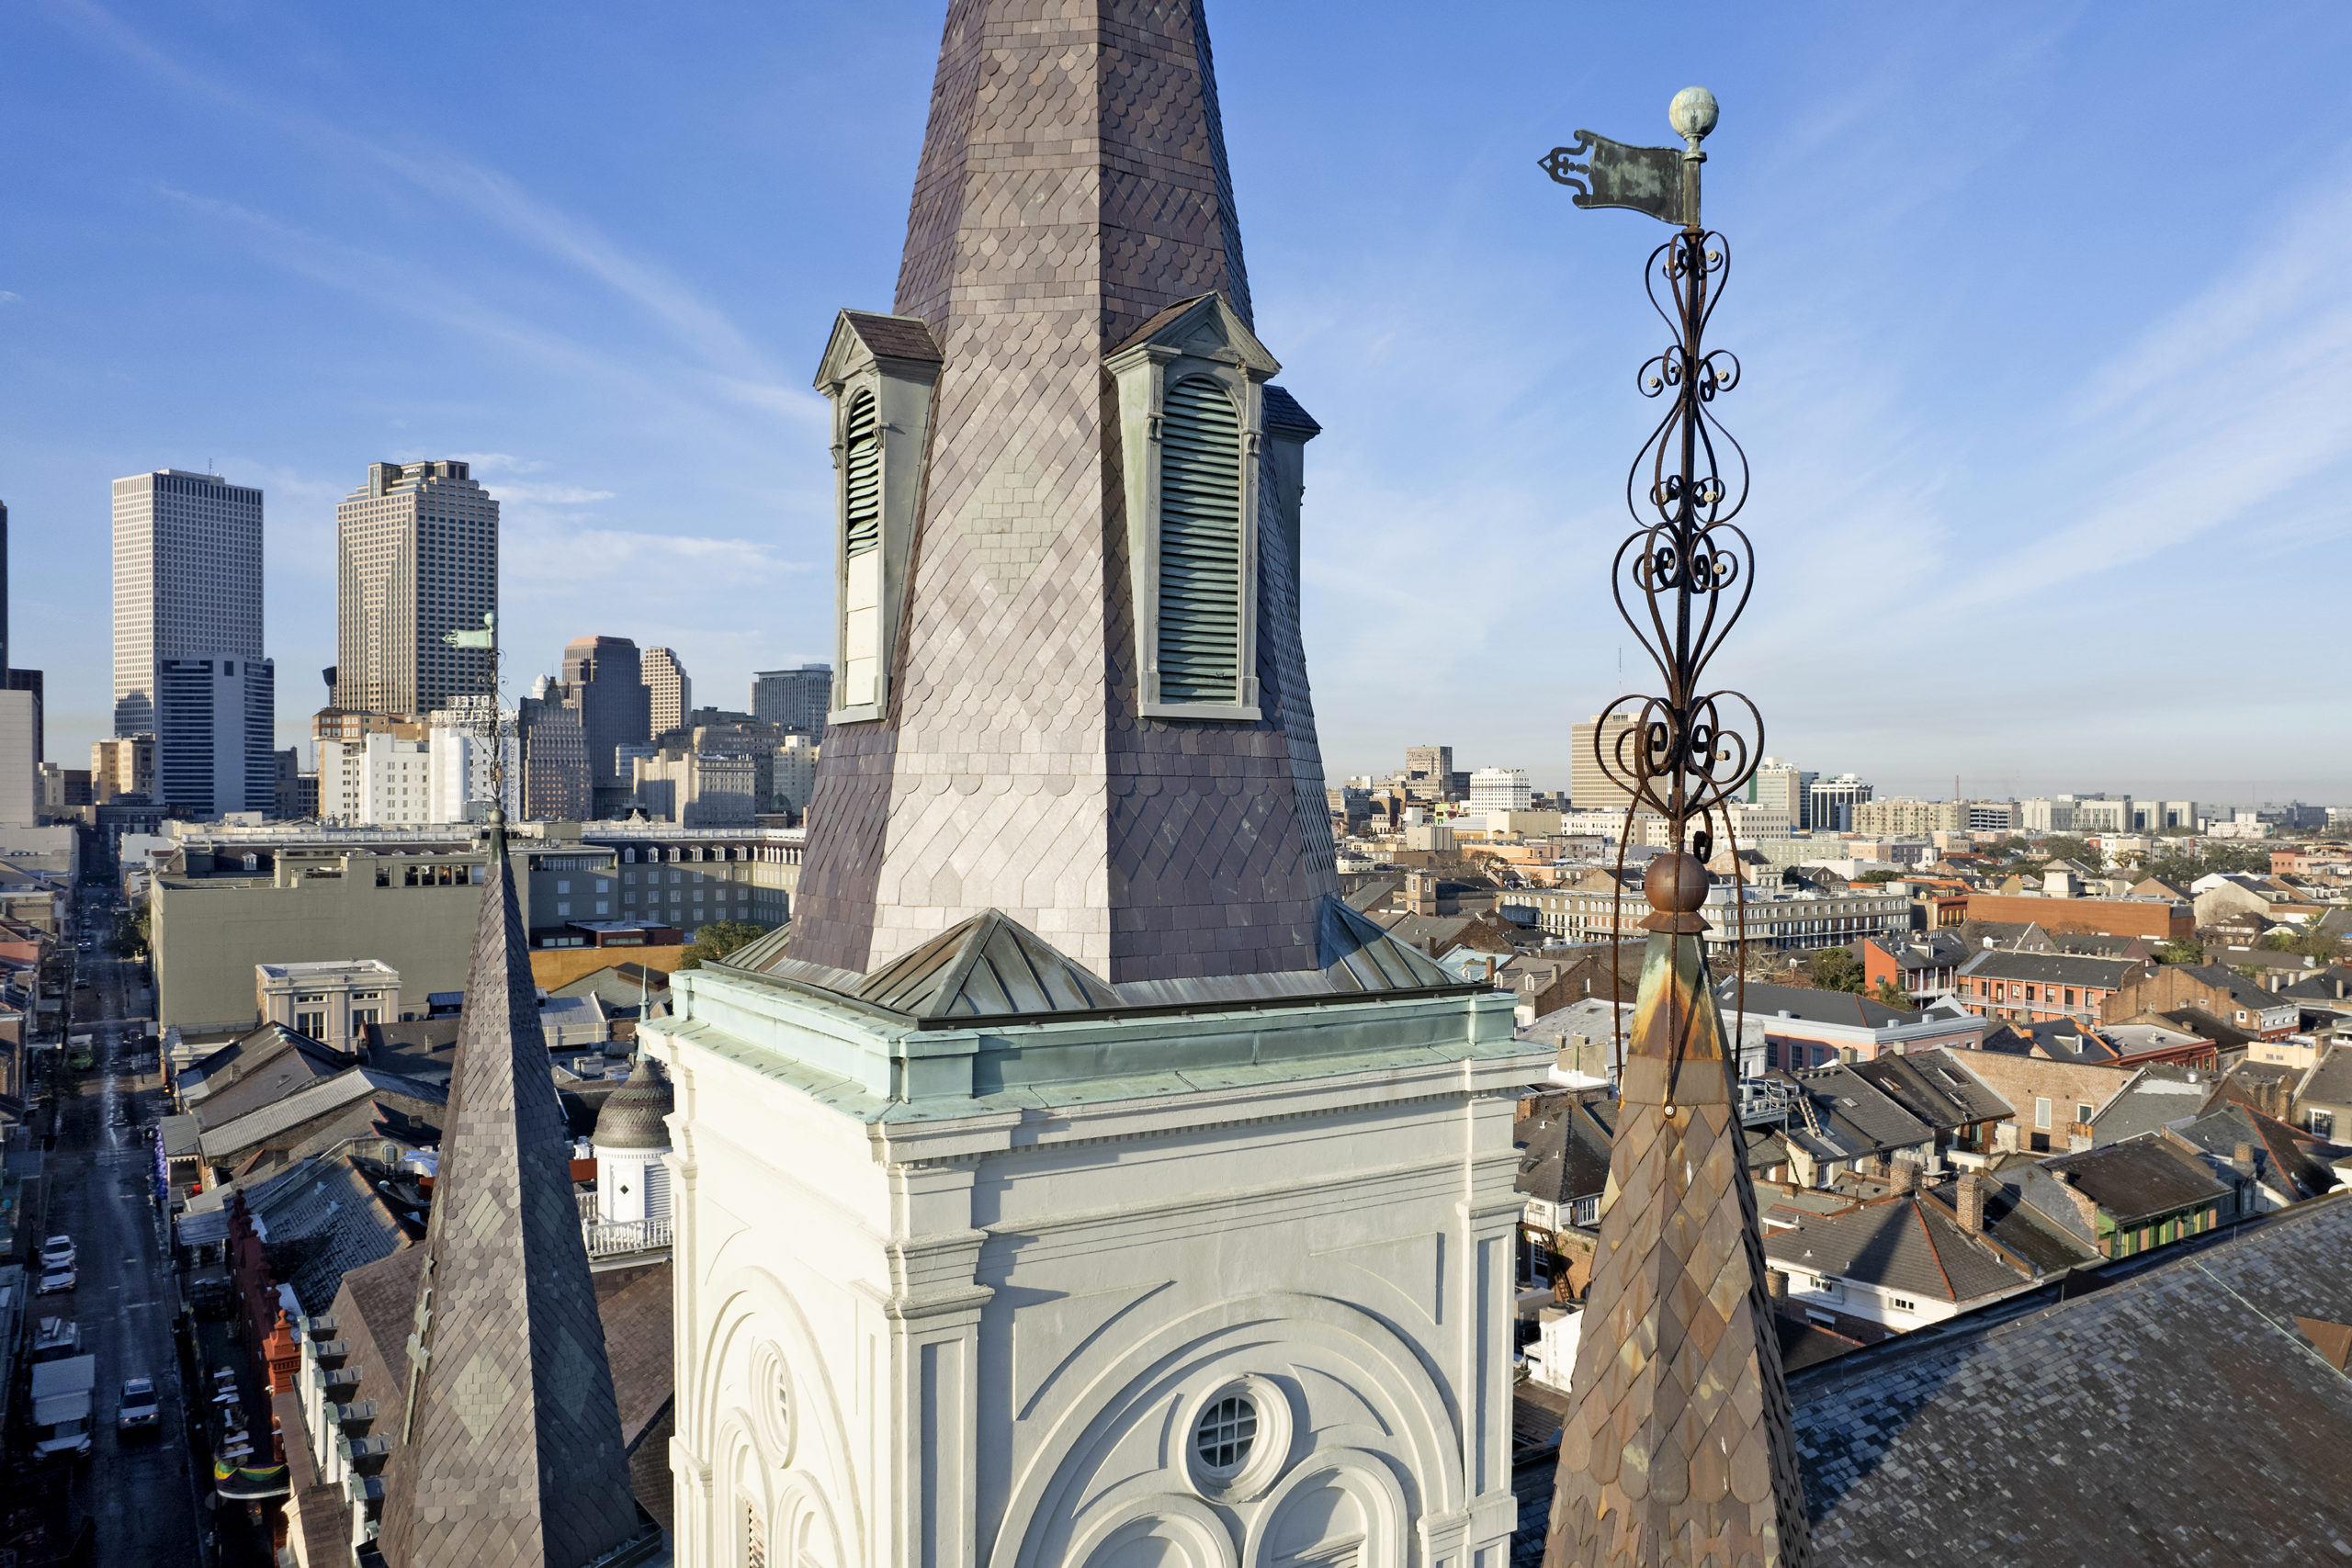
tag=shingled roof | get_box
[1792,1193,2352,1565]
[1764,1190,2035,1304]
[372,821,651,1568]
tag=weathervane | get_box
[1544,85,1759,867]
[1537,91,1812,1568]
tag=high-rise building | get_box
[1467,765,1532,813]
[0,498,35,826]
[1570,713,1638,813]
[333,460,497,718]
[155,655,276,818]
[516,690,591,822]
[750,662,831,733]
[643,646,691,736]
[1401,742,1454,801]
[111,470,264,737]
[91,735,156,802]
[1748,756,1812,825]
[1808,772,1873,834]
[557,636,650,816]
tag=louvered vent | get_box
[842,389,881,558]
[1157,376,1243,704]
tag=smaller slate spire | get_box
[375,813,649,1568]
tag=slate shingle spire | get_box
[374,814,648,1568]
[1544,854,1812,1567]
[788,0,1340,985]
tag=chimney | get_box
[2055,1170,2102,1232]
[1767,1269,1789,1306]
[1957,1170,1984,1232]
[1889,1156,1922,1195]
[2232,1140,2257,1179]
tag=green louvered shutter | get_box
[842,390,881,558]
[1157,376,1243,704]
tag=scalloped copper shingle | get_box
[1544,932,1812,1568]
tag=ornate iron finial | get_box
[1538,90,1813,1568]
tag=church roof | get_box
[373,824,651,1568]
[722,897,1471,1023]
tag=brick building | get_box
[1960,892,2192,942]
[1954,950,2145,1027]
[2111,963,2300,1042]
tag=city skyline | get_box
[6,3,2350,803]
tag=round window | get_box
[1192,1393,1258,1478]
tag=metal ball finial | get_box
[1669,86,1719,147]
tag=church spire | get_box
[374,812,649,1568]
[788,0,1339,986]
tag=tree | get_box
[2039,835,2106,874]
[1854,869,1901,885]
[1809,947,1866,994]
[1871,976,1912,1010]
[2153,940,2204,965]
[674,919,767,971]
[108,908,150,960]
[2264,923,2345,964]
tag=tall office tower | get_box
[1808,772,1873,834]
[557,636,650,816]
[0,499,34,823]
[643,646,691,737]
[1569,713,1637,812]
[111,469,265,736]
[750,662,831,733]
[1749,756,1811,824]
[155,655,276,818]
[515,691,592,822]
[1402,742,1454,800]
[332,460,498,718]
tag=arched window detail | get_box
[1156,377,1245,705]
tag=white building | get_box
[0,688,37,828]
[424,698,519,823]
[1466,767,1530,814]
[317,733,431,827]
[110,469,264,737]
[1807,773,1873,834]
[769,732,819,815]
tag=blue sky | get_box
[6,1,2348,807]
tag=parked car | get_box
[116,1377,161,1437]
[40,1235,75,1271]
[37,1267,76,1295]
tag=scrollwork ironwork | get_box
[1591,225,1762,848]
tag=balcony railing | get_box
[582,1216,672,1258]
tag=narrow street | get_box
[41,909,204,1564]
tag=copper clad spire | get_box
[1537,90,1810,1566]
[374,812,648,1568]
[1542,856,1810,1565]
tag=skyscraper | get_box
[111,469,264,736]
[749,662,831,734]
[333,460,498,718]
[643,646,691,737]
[556,636,649,817]
[154,655,276,817]
[1569,713,1637,813]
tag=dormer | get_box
[1106,293,1284,722]
[813,310,944,724]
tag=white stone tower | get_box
[644,7,1548,1568]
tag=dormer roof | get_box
[1108,290,1280,375]
[814,309,944,389]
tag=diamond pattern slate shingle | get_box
[789,0,1336,986]
[373,832,645,1568]
[1792,1193,2352,1566]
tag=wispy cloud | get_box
[56,0,802,423]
